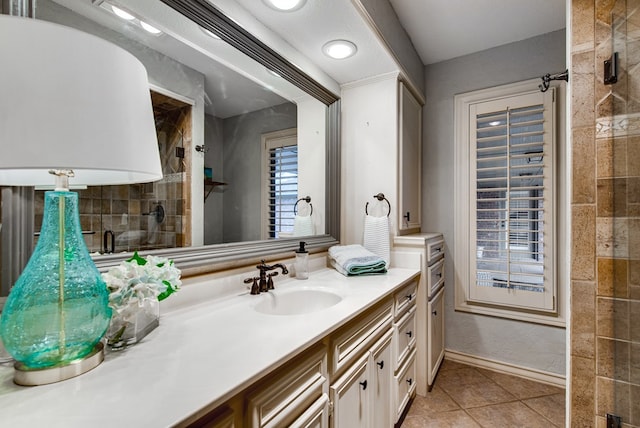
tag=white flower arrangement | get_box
[102,252,181,345]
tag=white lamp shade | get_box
[0,16,162,186]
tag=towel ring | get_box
[294,196,313,216]
[365,193,391,217]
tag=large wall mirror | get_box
[0,0,340,294]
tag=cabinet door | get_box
[398,82,422,233]
[330,354,370,428]
[370,331,393,428]
[428,287,445,387]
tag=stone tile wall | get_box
[570,0,640,426]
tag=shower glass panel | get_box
[33,91,190,254]
[610,0,639,425]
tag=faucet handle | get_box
[266,272,279,290]
[244,277,260,295]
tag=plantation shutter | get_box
[469,89,555,311]
[268,144,298,238]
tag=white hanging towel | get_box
[293,215,314,236]
[363,214,390,268]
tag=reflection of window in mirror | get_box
[261,128,298,239]
[32,89,191,254]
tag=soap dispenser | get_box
[295,241,309,280]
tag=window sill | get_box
[454,299,566,328]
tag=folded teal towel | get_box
[328,244,387,276]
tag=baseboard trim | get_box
[444,349,566,388]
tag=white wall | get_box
[297,96,327,236]
[422,30,567,375]
[341,73,399,245]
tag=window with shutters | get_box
[454,79,566,324]
[261,128,298,239]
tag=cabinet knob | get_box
[432,310,437,316]
[406,294,412,301]
[360,380,368,390]
[377,361,384,369]
[407,378,413,386]
[406,331,412,338]
[436,272,442,278]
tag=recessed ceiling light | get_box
[140,21,161,34]
[322,40,357,59]
[262,0,307,12]
[111,5,135,20]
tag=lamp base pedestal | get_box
[13,342,104,386]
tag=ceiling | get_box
[390,0,567,65]
[231,0,566,84]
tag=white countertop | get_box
[0,267,419,427]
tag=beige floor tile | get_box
[401,361,567,428]
[401,410,482,428]
[435,367,489,390]
[478,368,566,399]
[523,393,566,427]
[409,386,460,415]
[466,401,557,428]
[440,379,517,409]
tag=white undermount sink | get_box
[253,287,343,316]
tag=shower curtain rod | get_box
[539,69,568,92]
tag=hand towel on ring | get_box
[293,214,314,236]
[363,214,390,268]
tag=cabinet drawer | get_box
[427,239,444,265]
[289,394,329,428]
[246,345,327,428]
[393,306,416,371]
[393,280,417,317]
[427,257,445,299]
[393,348,417,423]
[329,300,393,377]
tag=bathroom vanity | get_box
[0,266,420,427]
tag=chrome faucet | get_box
[243,260,289,295]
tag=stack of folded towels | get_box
[328,244,388,276]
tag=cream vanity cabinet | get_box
[394,233,446,395]
[245,344,330,428]
[328,277,418,427]
[398,80,422,234]
[391,280,418,421]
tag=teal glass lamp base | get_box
[14,342,104,386]
[0,191,111,384]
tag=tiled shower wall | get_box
[570,0,640,426]
[33,93,191,254]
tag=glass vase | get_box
[106,298,159,349]
[0,191,111,369]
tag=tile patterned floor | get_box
[401,360,566,428]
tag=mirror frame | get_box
[91,0,341,275]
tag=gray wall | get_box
[222,103,297,243]
[423,30,567,375]
[203,114,224,245]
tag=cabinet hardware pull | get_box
[360,380,367,390]
[406,331,412,338]
[406,294,412,301]
[434,247,441,252]
[403,211,410,221]
[407,378,413,386]
[436,273,442,278]
[432,310,437,316]
[377,361,384,369]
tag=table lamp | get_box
[0,16,162,385]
